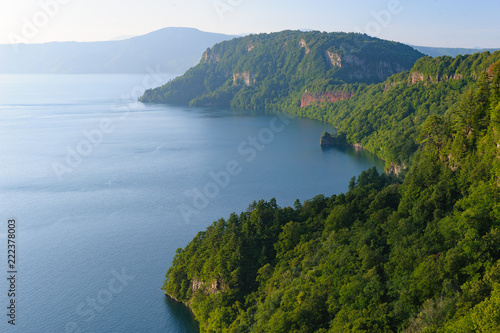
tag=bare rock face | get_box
[410,72,427,84]
[191,276,228,295]
[387,162,407,176]
[326,51,342,68]
[410,71,463,84]
[299,39,310,54]
[202,47,220,63]
[323,51,409,82]
[233,72,257,86]
[301,91,353,107]
[191,279,204,293]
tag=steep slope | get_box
[164,61,500,333]
[140,30,424,106]
[0,27,234,74]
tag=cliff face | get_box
[410,71,463,84]
[299,38,310,54]
[323,51,408,82]
[387,162,407,176]
[301,91,353,107]
[202,47,221,63]
[191,277,228,295]
[343,56,406,82]
[233,72,256,86]
[408,52,500,86]
[325,51,342,68]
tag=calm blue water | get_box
[0,74,383,332]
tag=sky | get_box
[0,0,499,48]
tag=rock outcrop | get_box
[320,131,347,147]
[326,51,342,68]
[410,71,463,84]
[386,162,407,176]
[233,72,256,86]
[299,39,310,54]
[191,276,228,295]
[202,47,221,63]
[320,131,367,153]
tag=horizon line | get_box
[1,26,499,50]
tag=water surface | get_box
[0,74,383,332]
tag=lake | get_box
[0,74,383,332]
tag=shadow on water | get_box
[184,106,295,119]
[321,145,385,172]
[164,295,200,332]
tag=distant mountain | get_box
[108,35,136,41]
[140,30,424,107]
[0,27,234,74]
[412,45,500,58]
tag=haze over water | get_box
[0,74,383,332]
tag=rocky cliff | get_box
[233,72,257,86]
[410,71,464,84]
[408,52,500,85]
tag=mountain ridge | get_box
[140,30,424,106]
[412,45,500,58]
[0,27,235,74]
[2,26,497,74]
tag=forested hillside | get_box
[164,61,500,332]
[140,30,423,106]
[292,51,500,166]
[140,30,500,169]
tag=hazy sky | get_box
[0,0,499,48]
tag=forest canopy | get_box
[163,57,500,332]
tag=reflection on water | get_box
[321,145,385,169]
[164,295,200,332]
